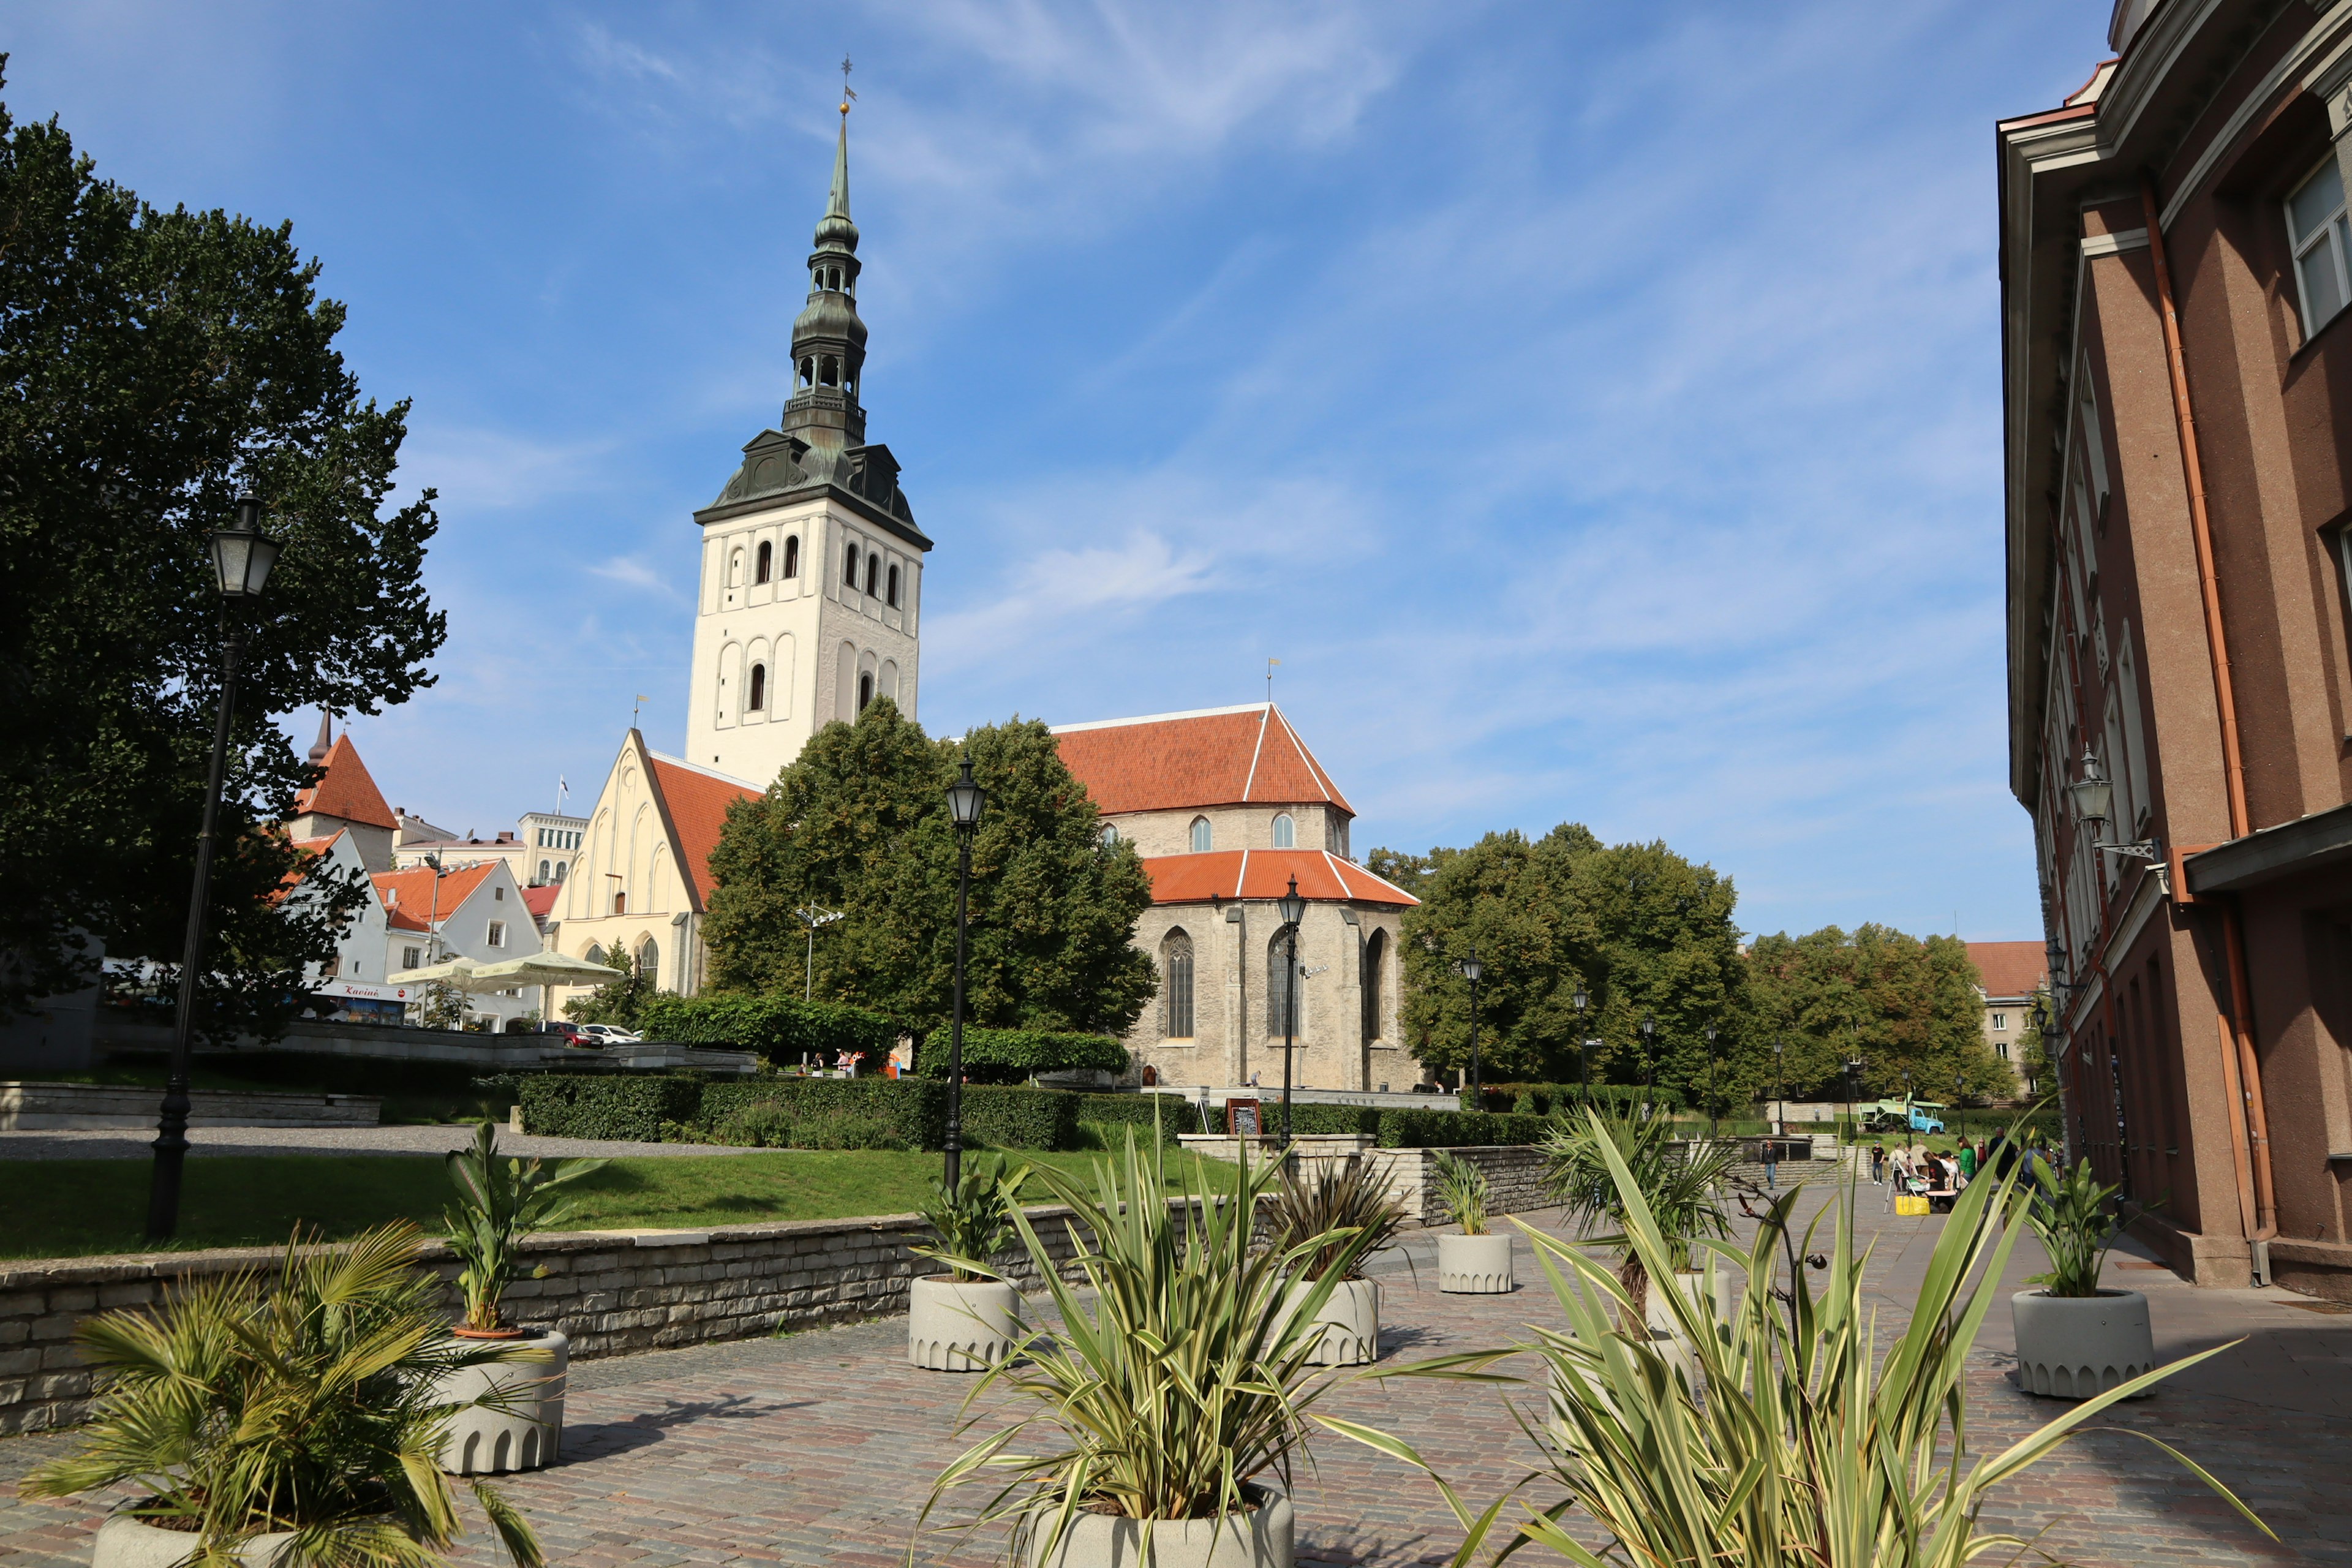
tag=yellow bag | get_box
[1894,1194,1930,1216]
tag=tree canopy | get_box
[1743,925,2015,1103]
[0,66,444,1028]
[703,702,1156,1038]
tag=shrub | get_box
[1480,1082,1684,1115]
[700,1076,946,1148]
[914,1025,1129,1084]
[1288,1104,1382,1138]
[709,1100,799,1148]
[916,1155,1021,1281]
[519,1074,703,1141]
[1072,1091,1192,1144]
[638,992,897,1066]
[1376,1108,1551,1148]
[959,1084,1081,1150]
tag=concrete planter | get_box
[1280,1278,1380,1366]
[94,1513,293,1568]
[1437,1232,1514,1294]
[2010,1289,2155,1400]
[433,1327,568,1474]
[1648,1268,1733,1335]
[909,1276,1022,1371]
[1025,1485,1294,1568]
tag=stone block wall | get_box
[1366,1145,1550,1227]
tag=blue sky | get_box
[4,1,2108,943]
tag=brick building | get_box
[1999,0,2352,1295]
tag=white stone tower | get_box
[684,104,930,788]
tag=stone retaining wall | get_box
[1172,1139,1552,1228]
[0,1204,1114,1437]
[0,1080,382,1130]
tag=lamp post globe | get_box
[1276,875,1305,1144]
[943,757,987,1190]
[148,491,282,1243]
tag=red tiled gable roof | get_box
[370,862,498,932]
[293,734,398,831]
[1967,941,2047,999]
[521,884,562,923]
[647,754,761,909]
[1050,704,1355,818]
[1141,849,1417,908]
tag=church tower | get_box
[685,101,931,788]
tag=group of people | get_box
[1868,1133,2040,1197]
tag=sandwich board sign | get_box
[1226,1098,1262,1138]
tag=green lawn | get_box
[0,1147,1235,1261]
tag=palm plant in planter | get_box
[1264,1154,1407,1366]
[2012,1155,2158,1399]
[918,1135,1382,1568]
[437,1121,604,1474]
[1539,1107,1736,1333]
[1431,1152,1512,1295]
[910,1155,1025,1371]
[24,1223,545,1568]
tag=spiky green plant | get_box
[1539,1106,1735,1324]
[914,1154,1023,1283]
[444,1120,605,1331]
[914,1134,1384,1562]
[1324,1108,2271,1568]
[1262,1154,1406,1281]
[1431,1150,1491,1236]
[2023,1155,2122,1298]
[23,1223,545,1567]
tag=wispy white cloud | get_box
[584,555,682,601]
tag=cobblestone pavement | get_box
[0,1193,2342,1566]
[0,1126,761,1161]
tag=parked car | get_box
[541,1021,587,1046]
[571,1023,642,1046]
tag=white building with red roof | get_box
[1966,940,2047,1088]
[285,720,399,872]
[377,857,546,1030]
[1050,703,1418,1093]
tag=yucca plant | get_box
[444,1120,605,1332]
[914,1134,1384,1561]
[914,1154,1023,1283]
[24,1223,546,1567]
[1539,1106,1735,1324]
[1325,1107,2271,1568]
[1263,1153,1406,1281]
[1431,1150,1491,1235]
[2024,1155,2121,1297]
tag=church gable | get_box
[1050,703,1356,817]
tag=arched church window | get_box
[755,541,772,584]
[821,356,839,386]
[1272,813,1295,848]
[1362,929,1387,1042]
[844,545,861,588]
[859,671,875,711]
[1189,816,1213,853]
[783,536,800,578]
[747,663,767,712]
[1267,931,1300,1036]
[886,564,900,606]
[584,944,605,966]
[1163,929,1195,1039]
[865,554,880,597]
[1101,823,1118,846]
[636,937,659,980]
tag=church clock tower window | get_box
[755,541,772,584]
[844,545,860,588]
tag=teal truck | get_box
[1861,1099,1946,1136]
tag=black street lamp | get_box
[942,757,987,1190]
[1703,1022,1721,1139]
[1457,946,1485,1108]
[147,494,282,1243]
[1278,875,1306,1143]
[1844,1057,1863,1144]
[1771,1038,1785,1133]
[1570,989,1589,1099]
[1638,1014,1657,1112]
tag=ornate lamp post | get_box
[147,494,282,1243]
[1570,988,1590,1099]
[1844,1057,1864,1144]
[1277,876,1306,1142]
[1703,1022,1721,1139]
[1771,1038,1785,1133]
[942,758,987,1189]
[1638,1014,1657,1112]
[1457,946,1485,1108]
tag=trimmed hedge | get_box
[638,993,898,1064]
[959,1085,1082,1150]
[1378,1108,1552,1148]
[1480,1082,1684,1115]
[1071,1092,1201,1143]
[519,1074,705,1141]
[701,1076,946,1148]
[914,1027,1129,1085]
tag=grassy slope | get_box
[0,1146,1235,1261]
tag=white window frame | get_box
[1271,812,1295,848]
[1190,816,1213,853]
[487,921,507,949]
[2285,154,2352,339]
[1992,1012,2008,1031]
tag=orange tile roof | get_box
[1051,704,1355,817]
[1967,941,2047,999]
[647,754,761,910]
[1140,848,1416,908]
[293,734,398,831]
[370,862,499,932]
[521,884,562,923]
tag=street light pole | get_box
[147,494,281,1243]
[795,905,842,1001]
[1703,1022,1720,1140]
[1278,876,1305,1144]
[1639,1014,1657,1115]
[1570,989,1589,1102]
[943,760,987,1190]
[1458,946,1484,1109]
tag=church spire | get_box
[783,80,868,449]
[307,709,333,766]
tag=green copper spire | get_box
[827,115,851,221]
[785,96,867,447]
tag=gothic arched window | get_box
[747,663,767,712]
[1267,932,1300,1036]
[1272,812,1295,848]
[844,544,861,588]
[755,541,772,584]
[821,356,839,386]
[1190,816,1213,853]
[584,944,605,966]
[1101,823,1119,846]
[1362,929,1387,1042]
[783,535,800,578]
[1163,929,1195,1039]
[636,937,659,980]
[865,554,880,597]
[886,564,900,607]
[859,671,875,711]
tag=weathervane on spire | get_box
[840,55,856,117]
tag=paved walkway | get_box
[0,1191,2343,1566]
[0,1126,759,1161]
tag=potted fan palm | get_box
[1539,1107,1736,1336]
[910,1155,1025,1371]
[917,1136,1381,1568]
[24,1223,546,1568]
[437,1120,605,1473]
[1324,1118,2273,1568]
[1265,1153,1406,1366]
[2011,1155,2159,1399]
[1431,1152,1512,1294]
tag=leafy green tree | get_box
[562,945,653,1028]
[1743,924,2011,1104]
[0,66,444,1029]
[704,703,1156,1036]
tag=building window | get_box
[865,554,880,597]
[487,921,507,948]
[1992,1012,2008,1031]
[636,937,659,979]
[845,544,860,588]
[783,535,800,578]
[1267,932,1300,1036]
[859,671,875,711]
[748,663,767,712]
[1190,816,1213,853]
[402,945,422,970]
[799,356,814,388]
[554,862,567,884]
[1163,929,1194,1039]
[1997,1041,2011,1061]
[1362,928,1387,1042]
[1271,812,1295,848]
[887,564,900,607]
[494,885,504,901]
[2287,155,2351,337]
[1100,823,1119,846]
[728,549,743,588]
[538,859,551,883]
[613,891,626,914]
[323,954,341,978]
[585,944,605,965]
[755,541,772,584]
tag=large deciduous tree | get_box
[0,67,445,1028]
[703,703,1156,1038]
[1743,925,2014,1104]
